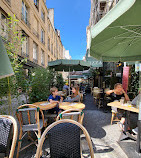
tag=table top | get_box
[33,101,57,110]
[59,102,85,111]
[107,101,139,113]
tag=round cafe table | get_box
[33,101,56,110]
[59,102,85,111]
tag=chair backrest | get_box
[93,88,101,97]
[36,119,94,158]
[56,109,84,124]
[16,104,41,129]
[79,93,83,102]
[0,115,18,158]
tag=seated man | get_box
[48,87,63,114]
[106,83,130,130]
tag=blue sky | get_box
[46,0,91,59]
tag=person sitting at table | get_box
[106,83,130,130]
[64,85,80,102]
[48,87,63,114]
[63,83,69,95]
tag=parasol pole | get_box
[69,66,70,95]
[137,69,141,153]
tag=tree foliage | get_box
[29,68,55,103]
[55,73,65,91]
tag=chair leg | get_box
[38,129,41,144]
[27,131,31,140]
[38,129,42,157]
[111,112,115,125]
[16,129,23,158]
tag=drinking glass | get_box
[120,97,124,105]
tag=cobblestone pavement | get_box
[83,94,127,158]
[2,93,140,157]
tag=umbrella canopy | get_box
[0,36,14,79]
[90,0,141,62]
[70,75,85,79]
[48,59,90,71]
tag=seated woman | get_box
[64,86,80,102]
[106,83,130,130]
[48,87,63,114]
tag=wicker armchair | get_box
[56,109,84,124]
[0,115,18,158]
[36,119,94,158]
[16,104,46,158]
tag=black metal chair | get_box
[0,115,18,158]
[36,119,94,158]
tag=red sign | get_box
[122,67,130,93]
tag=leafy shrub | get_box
[29,67,56,103]
[55,73,65,91]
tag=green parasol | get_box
[0,36,14,79]
[48,59,90,95]
[90,0,141,62]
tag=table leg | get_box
[118,111,136,142]
[136,120,141,153]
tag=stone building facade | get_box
[0,0,64,69]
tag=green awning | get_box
[0,36,14,79]
[90,0,141,62]
[70,75,85,79]
[48,59,90,71]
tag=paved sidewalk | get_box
[82,90,127,158]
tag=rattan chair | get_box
[16,104,47,158]
[0,115,18,158]
[36,119,94,158]
[56,109,84,124]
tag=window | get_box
[41,49,45,66]
[41,28,45,44]
[52,30,53,38]
[48,24,50,32]
[34,0,39,10]
[54,46,56,57]
[0,13,8,39]
[22,1,30,27]
[48,37,50,51]
[56,38,58,50]
[33,42,38,62]
[33,16,39,38]
[21,33,29,57]
[41,10,45,22]
[48,55,50,62]
[51,43,53,54]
